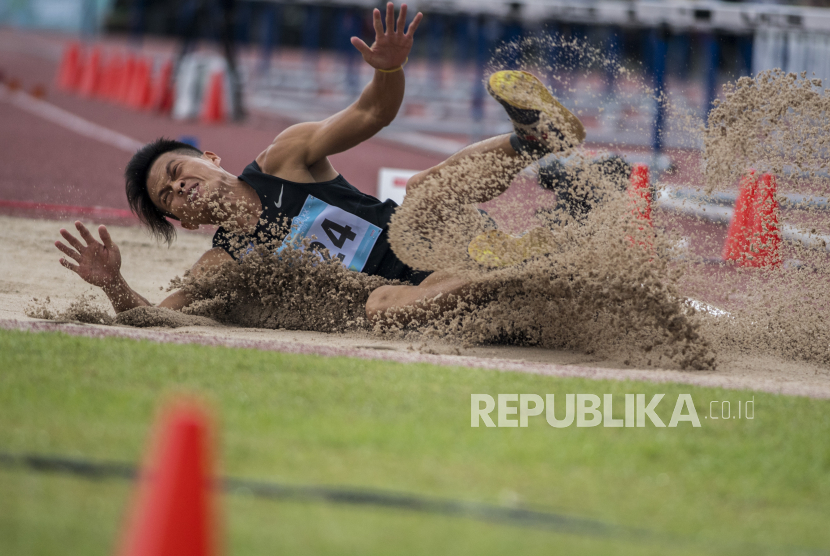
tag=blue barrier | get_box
[455,15,474,65]
[471,15,488,125]
[259,3,282,73]
[428,13,445,90]
[128,0,147,43]
[340,8,363,97]
[303,4,322,54]
[703,32,720,121]
[605,30,621,94]
[650,28,668,154]
[738,35,753,76]
[501,19,523,69]
[235,0,253,45]
[177,0,198,52]
[670,33,692,81]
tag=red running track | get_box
[0,34,446,224]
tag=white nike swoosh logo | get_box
[275,185,284,209]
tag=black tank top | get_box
[212,161,430,284]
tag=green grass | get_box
[0,328,828,555]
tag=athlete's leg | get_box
[405,70,586,205]
[384,71,588,284]
[393,133,521,248]
[365,271,479,324]
[405,134,519,203]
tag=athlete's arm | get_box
[259,3,422,176]
[55,222,231,313]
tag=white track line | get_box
[0,88,143,153]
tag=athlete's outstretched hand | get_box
[351,2,422,71]
[55,222,122,288]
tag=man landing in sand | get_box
[55,2,585,323]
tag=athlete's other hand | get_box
[351,2,422,71]
[55,222,122,288]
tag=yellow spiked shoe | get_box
[487,70,586,153]
[467,227,560,268]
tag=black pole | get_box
[220,0,245,120]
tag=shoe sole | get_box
[487,70,586,144]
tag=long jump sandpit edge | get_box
[2,318,826,400]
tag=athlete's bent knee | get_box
[366,285,396,321]
[405,171,430,194]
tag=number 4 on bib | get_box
[322,219,357,249]
[281,195,383,272]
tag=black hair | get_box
[124,137,203,244]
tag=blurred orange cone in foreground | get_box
[116,402,219,556]
[200,71,225,123]
[722,171,781,268]
[57,42,82,91]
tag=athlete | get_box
[54,2,586,323]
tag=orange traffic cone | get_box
[98,54,120,99]
[117,56,137,105]
[149,59,174,113]
[126,57,152,110]
[159,80,175,115]
[722,171,757,264]
[629,163,652,223]
[722,171,782,268]
[747,173,782,268]
[116,402,219,556]
[627,163,653,250]
[107,56,127,102]
[722,171,757,266]
[77,46,103,97]
[96,56,110,99]
[200,71,225,124]
[56,42,82,91]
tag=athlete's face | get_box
[147,151,228,229]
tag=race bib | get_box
[279,195,382,272]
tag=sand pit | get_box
[3,215,829,398]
